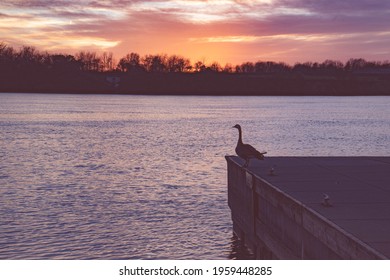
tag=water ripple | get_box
[1,94,390,259]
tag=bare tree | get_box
[0,43,15,62]
[240,62,255,73]
[194,61,206,72]
[118,52,141,72]
[167,55,191,72]
[100,52,115,72]
[210,61,221,72]
[76,51,100,71]
[345,58,367,71]
[141,54,168,72]
[223,63,234,73]
[320,60,344,73]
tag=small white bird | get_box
[322,193,332,207]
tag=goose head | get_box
[232,124,241,130]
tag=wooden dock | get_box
[226,156,390,259]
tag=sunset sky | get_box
[1,0,390,65]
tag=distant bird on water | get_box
[233,124,266,167]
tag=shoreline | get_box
[1,90,390,96]
[2,72,390,96]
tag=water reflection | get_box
[228,234,255,260]
[1,94,389,259]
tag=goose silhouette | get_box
[233,124,266,167]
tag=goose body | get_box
[233,124,266,167]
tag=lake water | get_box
[1,93,389,259]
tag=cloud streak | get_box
[1,0,390,64]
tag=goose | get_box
[232,124,266,167]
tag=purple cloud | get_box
[1,0,389,64]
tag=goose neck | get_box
[237,128,243,144]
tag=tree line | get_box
[1,43,390,75]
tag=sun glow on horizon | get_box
[189,36,259,43]
[1,0,389,65]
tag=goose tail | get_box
[255,151,267,160]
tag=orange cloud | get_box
[1,0,390,65]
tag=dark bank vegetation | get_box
[1,43,390,95]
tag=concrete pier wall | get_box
[226,156,388,260]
